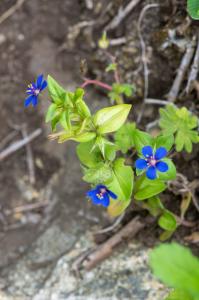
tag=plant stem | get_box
[81,79,112,91]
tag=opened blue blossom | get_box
[87,185,117,207]
[135,145,168,180]
[24,74,47,107]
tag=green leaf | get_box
[149,243,199,298]
[45,103,59,123]
[76,141,102,168]
[159,230,175,242]
[165,289,193,300]
[47,75,67,104]
[104,144,117,161]
[121,84,135,97]
[57,131,96,143]
[114,123,135,153]
[133,130,153,153]
[158,210,177,231]
[105,63,117,72]
[153,134,174,152]
[159,105,199,153]
[60,110,71,130]
[94,104,131,134]
[107,158,134,202]
[83,162,113,184]
[144,196,164,217]
[114,123,153,154]
[108,83,135,104]
[158,158,176,181]
[134,176,166,200]
[108,199,131,217]
[187,0,199,20]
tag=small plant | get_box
[24,74,199,239]
[149,243,199,300]
[24,34,199,240]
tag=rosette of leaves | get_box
[159,105,199,153]
[46,75,95,143]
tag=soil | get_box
[0,0,198,291]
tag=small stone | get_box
[0,34,6,45]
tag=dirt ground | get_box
[0,0,198,293]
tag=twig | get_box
[21,125,36,185]
[105,51,121,84]
[145,98,169,106]
[109,37,127,46]
[136,3,160,123]
[81,78,112,91]
[0,0,26,25]
[146,119,159,131]
[0,128,42,161]
[167,38,196,102]
[5,200,49,215]
[0,131,18,150]
[186,33,199,94]
[94,213,125,234]
[105,0,141,31]
[82,216,145,270]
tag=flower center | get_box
[34,89,40,96]
[147,156,157,167]
[96,188,107,199]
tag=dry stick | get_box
[95,212,125,235]
[0,128,42,161]
[0,0,26,25]
[145,98,169,106]
[186,33,199,94]
[109,37,127,46]
[0,131,18,150]
[82,216,145,271]
[136,3,160,124]
[105,0,141,31]
[6,200,49,215]
[167,39,196,102]
[21,126,36,185]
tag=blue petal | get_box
[31,82,37,89]
[36,74,43,88]
[32,96,38,107]
[135,158,148,170]
[91,195,102,205]
[101,194,110,207]
[142,146,153,158]
[24,95,35,107]
[155,147,167,160]
[26,90,33,95]
[146,166,157,180]
[87,190,101,205]
[107,189,117,199]
[40,80,47,91]
[87,189,96,197]
[156,161,168,172]
[96,184,106,190]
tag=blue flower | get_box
[87,185,117,207]
[135,145,169,180]
[24,74,47,107]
